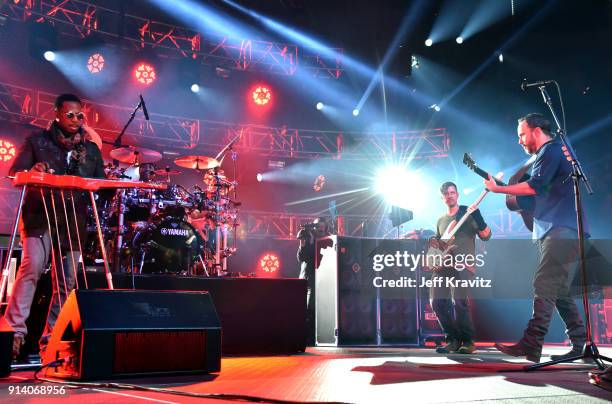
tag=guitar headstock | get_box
[463,153,477,171]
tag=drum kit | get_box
[86,145,239,276]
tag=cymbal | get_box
[174,155,220,170]
[153,168,182,176]
[110,146,162,164]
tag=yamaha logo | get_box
[160,227,189,237]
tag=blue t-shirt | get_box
[526,139,584,239]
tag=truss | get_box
[0,0,343,77]
[0,81,199,149]
[0,81,447,158]
[238,208,528,240]
[199,123,449,160]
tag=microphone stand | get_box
[526,83,611,371]
[110,98,146,276]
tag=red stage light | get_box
[252,86,272,106]
[0,139,16,162]
[87,53,105,73]
[134,63,156,85]
[259,253,280,273]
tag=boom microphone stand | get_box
[526,82,611,371]
[111,96,148,274]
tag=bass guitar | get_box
[426,172,503,273]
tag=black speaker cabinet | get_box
[0,318,14,378]
[315,236,422,346]
[42,289,221,380]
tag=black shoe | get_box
[549,347,583,362]
[436,339,460,354]
[457,341,476,354]
[494,342,541,363]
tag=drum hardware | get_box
[174,155,220,171]
[110,146,162,165]
[85,147,241,275]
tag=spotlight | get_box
[43,50,55,61]
[134,62,156,85]
[456,36,464,44]
[259,253,280,273]
[498,53,504,63]
[425,38,433,47]
[316,102,324,110]
[429,104,440,112]
[190,83,200,93]
[87,53,105,73]
[256,173,263,182]
[0,139,16,162]
[352,109,360,117]
[374,165,427,209]
[252,85,272,106]
[411,55,419,69]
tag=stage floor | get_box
[2,344,611,403]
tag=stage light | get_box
[429,104,441,112]
[256,173,263,182]
[86,53,105,73]
[374,165,426,210]
[191,83,200,93]
[259,253,280,273]
[352,109,360,117]
[43,50,55,61]
[411,55,420,69]
[252,85,272,106]
[0,139,16,162]
[313,175,326,192]
[316,102,324,110]
[134,62,157,85]
[498,53,504,63]
[425,38,433,47]
[456,36,464,44]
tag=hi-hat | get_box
[110,146,162,164]
[174,155,220,170]
[153,168,182,176]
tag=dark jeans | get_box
[430,268,475,343]
[521,227,586,352]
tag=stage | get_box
[3,345,611,403]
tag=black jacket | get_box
[9,126,105,245]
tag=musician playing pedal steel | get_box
[484,113,586,363]
[4,93,105,360]
[430,181,491,355]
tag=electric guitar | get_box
[463,153,535,231]
[425,172,503,273]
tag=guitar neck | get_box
[443,189,488,240]
[472,166,507,186]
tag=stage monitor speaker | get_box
[0,318,14,378]
[316,236,421,346]
[42,289,221,380]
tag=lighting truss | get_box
[238,211,385,240]
[0,0,343,77]
[238,209,527,240]
[0,81,199,149]
[0,81,446,158]
[204,124,450,160]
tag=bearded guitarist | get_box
[430,181,491,355]
[484,113,586,363]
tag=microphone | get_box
[139,94,150,120]
[521,80,553,91]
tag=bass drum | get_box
[134,216,203,274]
